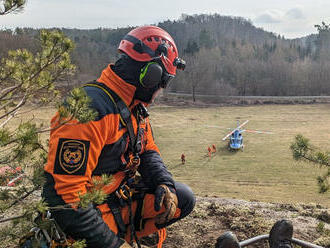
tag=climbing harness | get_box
[84,82,151,248]
[84,82,145,176]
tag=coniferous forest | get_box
[1,14,330,96]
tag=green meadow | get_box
[149,104,330,206]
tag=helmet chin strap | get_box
[134,84,159,103]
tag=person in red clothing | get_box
[212,144,217,153]
[208,146,212,157]
[181,153,186,165]
[42,26,195,248]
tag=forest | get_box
[1,13,330,97]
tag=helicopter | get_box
[222,120,272,151]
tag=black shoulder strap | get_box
[83,82,138,153]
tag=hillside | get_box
[1,14,330,96]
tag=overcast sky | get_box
[1,0,330,39]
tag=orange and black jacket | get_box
[42,65,175,248]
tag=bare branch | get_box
[0,83,22,101]
[0,112,15,128]
[0,94,26,120]
[0,214,25,223]
[0,85,17,96]
[39,115,74,133]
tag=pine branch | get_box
[7,185,40,209]
[0,214,25,223]
[300,153,330,167]
[291,134,330,193]
[0,69,14,85]
[0,0,25,15]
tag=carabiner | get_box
[118,185,132,201]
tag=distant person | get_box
[42,26,195,248]
[181,153,186,165]
[216,219,294,248]
[208,146,212,157]
[212,144,217,153]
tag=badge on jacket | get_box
[54,138,90,175]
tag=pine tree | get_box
[0,0,25,15]
[0,5,105,248]
[290,134,329,193]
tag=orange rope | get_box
[157,228,166,248]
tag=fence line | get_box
[163,93,330,103]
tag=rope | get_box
[157,228,167,248]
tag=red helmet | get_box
[118,25,185,75]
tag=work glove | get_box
[154,184,178,225]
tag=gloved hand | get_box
[154,184,178,225]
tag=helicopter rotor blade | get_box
[238,120,249,129]
[222,129,236,141]
[222,120,249,141]
[245,129,273,134]
[205,125,224,129]
[205,125,233,130]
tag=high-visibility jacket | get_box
[42,64,176,247]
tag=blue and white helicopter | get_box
[222,120,272,151]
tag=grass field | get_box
[26,104,330,207]
[149,103,330,207]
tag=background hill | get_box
[1,14,330,97]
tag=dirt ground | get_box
[142,197,330,248]
[1,191,329,247]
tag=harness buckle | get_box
[115,184,132,201]
[129,153,140,167]
[124,153,140,177]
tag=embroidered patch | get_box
[54,138,90,175]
